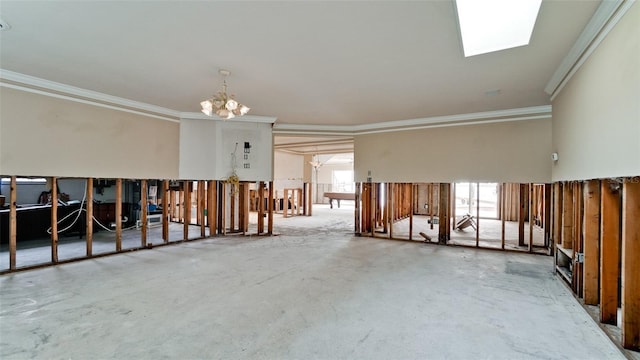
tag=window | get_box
[456,0,542,57]
[455,182,499,218]
[332,170,354,193]
[1,177,47,184]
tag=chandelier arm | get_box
[200,70,249,119]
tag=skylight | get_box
[456,0,542,57]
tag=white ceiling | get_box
[0,0,600,130]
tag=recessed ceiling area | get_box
[0,1,600,126]
[274,136,353,156]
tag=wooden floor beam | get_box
[115,178,122,252]
[141,179,148,247]
[553,182,563,250]
[355,182,361,235]
[208,180,216,236]
[183,181,191,240]
[86,177,93,256]
[501,183,506,250]
[600,181,620,325]
[199,180,206,238]
[476,182,480,248]
[241,183,250,234]
[529,183,533,252]
[258,182,265,234]
[561,182,574,250]
[518,183,526,247]
[409,184,414,241]
[371,183,377,236]
[622,180,640,350]
[302,183,308,216]
[163,180,169,243]
[388,183,393,239]
[573,182,584,295]
[429,183,434,230]
[438,183,450,243]
[51,177,59,262]
[307,182,313,216]
[114,178,122,251]
[452,183,457,231]
[171,189,177,222]
[218,182,225,235]
[9,176,17,270]
[179,188,184,223]
[544,184,552,250]
[230,185,237,230]
[583,180,600,305]
[267,181,274,235]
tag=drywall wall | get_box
[0,87,179,179]
[274,151,304,182]
[180,119,273,181]
[179,118,217,179]
[273,151,304,193]
[213,121,273,182]
[354,119,552,183]
[317,163,353,185]
[552,2,640,181]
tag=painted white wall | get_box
[0,87,180,179]
[179,119,217,179]
[317,163,353,184]
[551,2,640,181]
[213,121,273,182]
[354,119,552,183]
[273,151,304,195]
[274,151,304,181]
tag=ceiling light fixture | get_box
[309,155,323,169]
[200,69,250,120]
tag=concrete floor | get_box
[391,216,548,254]
[0,223,210,270]
[0,205,625,359]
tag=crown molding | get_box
[545,0,631,98]
[0,81,181,123]
[179,112,277,124]
[1,69,550,134]
[0,69,279,124]
[272,123,353,135]
[0,69,181,121]
[273,105,551,136]
[274,138,354,150]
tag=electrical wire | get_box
[47,179,138,234]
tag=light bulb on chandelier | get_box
[201,69,250,120]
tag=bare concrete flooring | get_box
[0,205,625,359]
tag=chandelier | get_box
[308,154,323,169]
[200,69,250,120]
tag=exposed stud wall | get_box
[599,181,620,325]
[622,181,640,350]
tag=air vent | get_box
[0,18,11,31]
